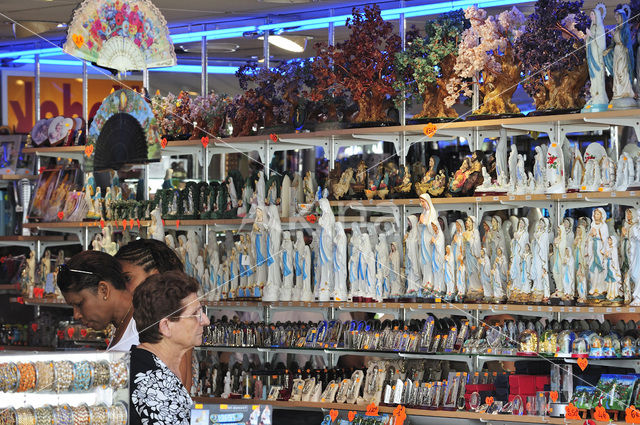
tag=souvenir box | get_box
[594,374,637,411]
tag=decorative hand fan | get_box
[85,89,161,170]
[63,0,176,74]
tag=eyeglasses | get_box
[177,305,206,324]
[57,264,97,276]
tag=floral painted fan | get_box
[63,0,176,73]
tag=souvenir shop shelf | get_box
[190,397,623,425]
[10,297,73,308]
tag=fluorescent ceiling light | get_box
[12,58,238,74]
[258,35,306,52]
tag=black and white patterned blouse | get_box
[129,346,192,425]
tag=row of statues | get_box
[165,190,640,307]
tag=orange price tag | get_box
[594,405,610,422]
[625,405,640,423]
[550,391,558,403]
[348,411,356,422]
[329,409,338,422]
[423,123,437,138]
[577,358,588,371]
[392,405,407,425]
[161,138,168,149]
[365,403,379,417]
[565,403,581,420]
[84,144,94,158]
[176,219,180,229]
[100,219,105,229]
[485,397,494,405]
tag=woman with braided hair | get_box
[115,238,184,292]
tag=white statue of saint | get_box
[496,136,508,187]
[605,235,623,302]
[568,145,585,189]
[478,247,492,301]
[573,224,587,304]
[508,144,518,192]
[430,221,445,297]
[586,208,609,299]
[584,4,610,112]
[583,157,602,191]
[101,225,117,256]
[533,146,546,193]
[463,216,483,301]
[348,225,362,300]
[451,219,464,299]
[616,153,631,191]
[627,209,640,305]
[561,247,576,301]
[263,205,282,302]
[600,155,616,190]
[509,217,529,301]
[375,233,390,301]
[489,216,506,263]
[360,232,377,301]
[281,231,295,301]
[604,5,638,109]
[551,225,567,299]
[293,230,306,301]
[251,205,268,298]
[515,154,527,194]
[455,254,466,301]
[333,223,348,301]
[418,194,438,298]
[300,243,313,302]
[389,241,403,298]
[546,142,565,194]
[405,215,422,298]
[530,218,550,302]
[317,198,335,302]
[222,371,232,398]
[443,245,455,301]
[492,247,508,302]
[195,255,205,286]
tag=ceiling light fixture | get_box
[12,58,238,74]
[257,35,306,53]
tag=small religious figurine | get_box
[251,205,267,298]
[600,155,616,190]
[583,3,609,112]
[604,235,623,304]
[604,5,638,109]
[23,250,36,297]
[333,223,348,301]
[583,156,602,191]
[551,225,567,301]
[546,143,565,194]
[149,206,164,241]
[492,247,508,302]
[489,216,506,263]
[514,154,527,194]
[530,218,550,303]
[360,232,377,302]
[574,224,588,304]
[586,208,609,302]
[416,156,440,196]
[463,216,483,302]
[101,226,117,256]
[508,144,518,192]
[263,205,282,302]
[293,230,305,301]
[451,219,464,298]
[236,238,248,298]
[430,221,445,298]
[393,165,412,196]
[443,245,455,302]
[561,247,576,302]
[389,241,403,298]
[509,218,530,302]
[317,198,335,302]
[419,194,438,298]
[448,158,471,196]
[496,136,508,188]
[405,215,423,298]
[615,153,631,191]
[478,248,492,302]
[455,254,466,302]
[533,146,546,193]
[281,231,295,301]
[627,210,640,305]
[568,146,585,190]
[375,233,390,301]
[303,171,316,204]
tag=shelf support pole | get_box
[201,36,208,96]
[34,54,40,123]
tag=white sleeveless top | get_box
[108,317,139,352]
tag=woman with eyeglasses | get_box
[57,250,137,351]
[130,270,209,425]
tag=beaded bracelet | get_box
[17,363,36,392]
[52,404,73,425]
[71,361,92,392]
[108,361,127,389]
[88,405,107,425]
[33,406,52,425]
[107,402,127,425]
[91,361,110,388]
[15,407,35,425]
[34,361,54,392]
[70,405,89,425]
[53,361,74,393]
[0,408,16,425]
[0,363,19,392]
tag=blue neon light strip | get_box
[13,58,238,74]
[0,0,533,58]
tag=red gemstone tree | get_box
[311,5,402,123]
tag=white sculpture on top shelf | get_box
[604,5,638,110]
[583,3,609,112]
[530,218,550,303]
[317,198,335,302]
[333,222,348,302]
[508,144,518,193]
[496,136,509,188]
[586,207,609,301]
[263,205,282,302]
[546,142,565,194]
[280,231,294,301]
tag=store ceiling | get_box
[0,0,628,66]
